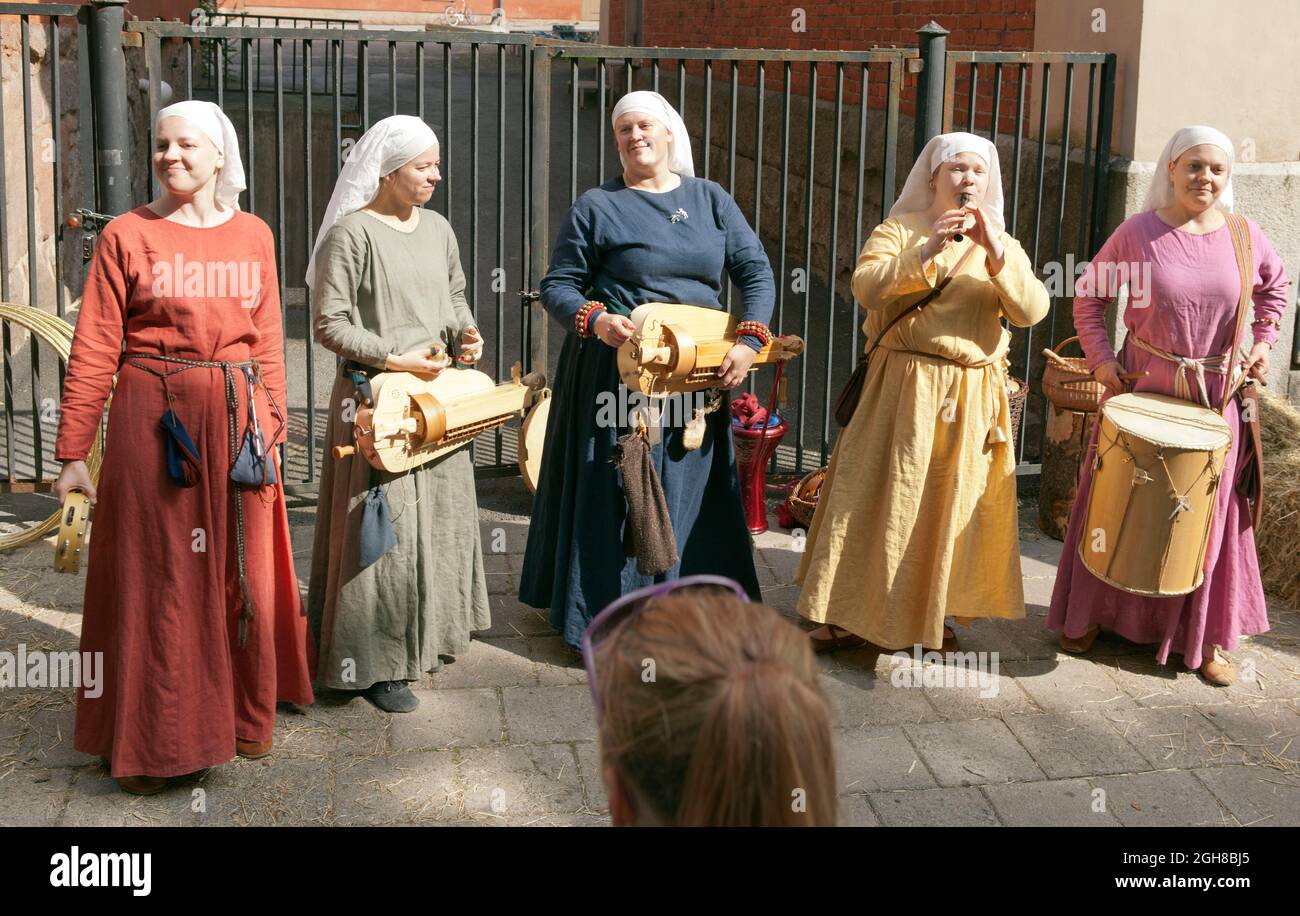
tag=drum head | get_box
[518,394,551,495]
[1101,392,1230,450]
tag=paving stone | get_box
[904,719,1045,787]
[921,665,1041,720]
[833,726,937,793]
[387,688,504,751]
[1194,765,1300,827]
[1100,706,1231,770]
[61,765,206,827]
[274,699,389,760]
[1195,699,1300,765]
[478,520,530,555]
[192,756,332,827]
[1003,711,1149,779]
[458,744,587,820]
[0,767,72,825]
[501,685,597,744]
[15,700,99,769]
[333,749,458,825]
[836,792,879,827]
[529,635,588,687]
[757,544,802,586]
[1002,657,1136,714]
[1104,653,1241,708]
[869,786,1000,827]
[1092,770,1232,827]
[424,637,537,689]
[820,668,939,728]
[982,777,1119,826]
[759,583,800,617]
[573,740,608,814]
[478,596,554,638]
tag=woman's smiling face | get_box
[153,116,223,198]
[1168,143,1230,213]
[615,111,671,173]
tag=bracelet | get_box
[1252,317,1281,331]
[575,301,606,337]
[734,320,773,347]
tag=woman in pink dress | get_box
[1047,125,1289,685]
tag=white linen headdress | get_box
[1140,125,1234,214]
[155,100,247,210]
[610,91,695,178]
[889,131,1005,234]
[305,114,440,289]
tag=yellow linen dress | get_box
[795,210,1049,649]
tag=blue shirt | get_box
[540,175,776,350]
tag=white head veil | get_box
[155,100,246,210]
[305,114,440,289]
[1141,125,1234,213]
[889,131,1005,234]
[610,91,695,178]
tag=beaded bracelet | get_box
[734,320,773,347]
[575,301,606,337]
[1252,317,1281,331]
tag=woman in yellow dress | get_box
[796,132,1049,653]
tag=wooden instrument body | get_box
[617,303,803,397]
[54,489,90,574]
[1079,392,1231,597]
[339,365,547,474]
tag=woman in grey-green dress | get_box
[304,115,490,713]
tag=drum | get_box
[1079,392,1231,596]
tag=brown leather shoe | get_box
[236,738,273,759]
[1199,646,1237,687]
[1058,624,1100,654]
[809,624,867,654]
[116,775,168,796]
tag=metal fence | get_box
[0,3,1130,503]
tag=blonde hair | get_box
[594,589,836,826]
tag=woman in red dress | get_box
[52,101,313,794]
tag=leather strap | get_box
[864,241,978,364]
[1220,213,1254,414]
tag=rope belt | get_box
[123,351,278,648]
[1126,333,1229,409]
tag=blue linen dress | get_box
[519,175,776,646]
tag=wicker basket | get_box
[1008,375,1027,447]
[1041,336,1103,412]
[785,465,828,528]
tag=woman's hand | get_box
[717,344,757,389]
[594,311,636,348]
[53,460,96,506]
[1093,360,1127,396]
[963,207,1005,272]
[1243,341,1270,382]
[458,326,484,365]
[385,344,452,376]
[920,208,969,262]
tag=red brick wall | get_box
[607,0,1036,127]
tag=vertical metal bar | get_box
[89,0,132,214]
[966,61,977,133]
[0,23,9,483]
[417,41,425,119]
[50,16,63,331]
[303,39,315,483]
[750,60,765,402]
[521,44,533,373]
[913,21,947,158]
[275,39,286,375]
[77,7,96,212]
[389,40,397,116]
[184,31,193,99]
[360,39,370,128]
[723,59,737,309]
[624,55,632,95]
[851,62,868,368]
[1075,63,1096,260]
[821,62,844,466]
[797,61,816,473]
[244,38,254,211]
[880,57,901,219]
[570,57,579,203]
[471,42,479,326]
[776,62,790,340]
[217,37,225,107]
[652,57,659,93]
[495,42,505,463]
[1010,63,1026,236]
[598,59,607,184]
[333,39,342,187]
[1087,54,1116,260]
[1030,63,1050,266]
[702,60,711,180]
[1036,62,1073,463]
[990,62,1003,146]
[527,47,551,375]
[677,58,686,122]
[441,42,450,216]
[20,16,42,478]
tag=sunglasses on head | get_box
[580,575,750,724]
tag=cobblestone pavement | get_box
[1,483,1297,827]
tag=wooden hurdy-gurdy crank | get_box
[333,361,550,478]
[618,303,804,397]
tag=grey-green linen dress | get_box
[307,208,491,690]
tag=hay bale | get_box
[1256,390,1300,607]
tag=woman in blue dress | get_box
[519,91,776,647]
